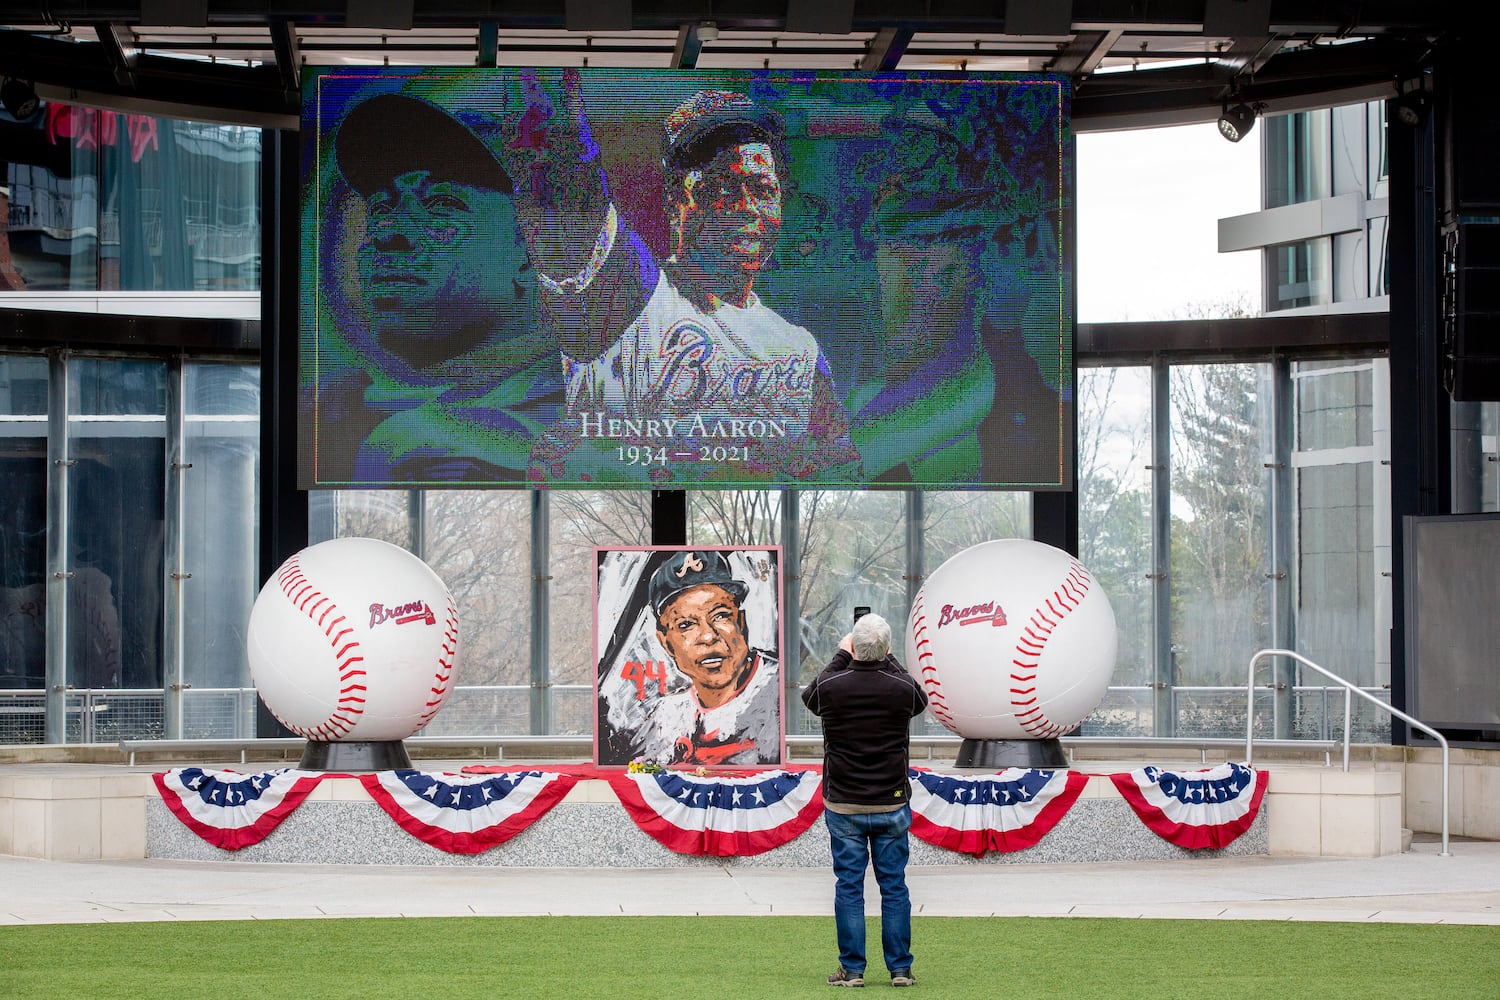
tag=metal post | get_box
[256,125,306,739]
[163,356,186,739]
[1269,357,1294,738]
[1151,358,1174,736]
[530,489,552,734]
[904,490,924,612]
[407,489,426,557]
[905,490,924,735]
[780,489,802,715]
[1385,73,1443,746]
[44,350,69,744]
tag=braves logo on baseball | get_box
[937,600,1007,628]
[247,537,461,744]
[904,539,1117,742]
[369,600,436,628]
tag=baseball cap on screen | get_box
[335,92,515,198]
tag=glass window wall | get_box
[178,361,260,737]
[1076,366,1154,735]
[1167,362,1273,736]
[0,355,48,738]
[0,350,1399,746]
[1292,359,1389,741]
[1,102,260,292]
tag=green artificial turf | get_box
[2,915,1496,999]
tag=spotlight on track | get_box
[1390,90,1428,128]
[1,77,39,120]
[1218,101,1257,143]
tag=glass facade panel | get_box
[922,491,1029,572]
[179,362,259,737]
[1167,363,1272,736]
[65,359,166,693]
[1295,462,1376,685]
[1,102,260,292]
[1075,365,1154,735]
[1293,359,1384,697]
[334,490,411,548]
[551,492,652,735]
[1267,239,1329,312]
[1296,363,1373,450]
[1484,402,1499,513]
[416,490,536,736]
[1264,111,1330,209]
[0,356,48,706]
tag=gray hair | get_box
[851,612,892,661]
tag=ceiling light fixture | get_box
[698,21,719,41]
[1218,100,1257,142]
[1,78,39,120]
[1391,89,1428,128]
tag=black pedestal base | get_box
[298,740,412,772]
[955,738,1069,769]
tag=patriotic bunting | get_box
[153,767,326,851]
[608,768,824,856]
[359,769,580,854]
[1109,762,1269,850]
[153,762,1267,857]
[908,767,1088,856]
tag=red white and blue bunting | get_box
[153,767,325,851]
[607,768,824,856]
[153,763,1268,856]
[908,767,1089,856]
[359,769,580,854]
[1109,762,1269,850]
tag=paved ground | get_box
[3,836,1497,927]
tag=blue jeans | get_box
[824,805,913,976]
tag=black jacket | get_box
[801,649,928,807]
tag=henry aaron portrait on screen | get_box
[594,546,783,767]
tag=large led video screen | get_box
[300,67,1073,489]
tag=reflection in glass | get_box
[333,490,410,548]
[418,490,534,736]
[552,492,651,735]
[179,362,259,737]
[1293,359,1382,696]
[1168,362,1272,736]
[2,103,261,292]
[1076,365,1154,735]
[0,355,47,697]
[66,439,164,690]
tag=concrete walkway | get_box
[3,837,1497,927]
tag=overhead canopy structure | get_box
[0,2,1448,129]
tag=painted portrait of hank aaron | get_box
[594,547,782,767]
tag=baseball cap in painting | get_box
[648,550,749,618]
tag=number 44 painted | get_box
[621,660,670,700]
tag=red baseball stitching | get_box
[909,594,955,728]
[275,553,367,741]
[1009,561,1090,738]
[415,599,459,729]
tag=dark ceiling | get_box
[0,2,1457,130]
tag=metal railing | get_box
[1247,648,1451,857]
[3,681,1407,746]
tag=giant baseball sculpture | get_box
[906,539,1116,741]
[248,537,459,745]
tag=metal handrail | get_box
[1247,648,1450,857]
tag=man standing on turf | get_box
[801,612,928,988]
